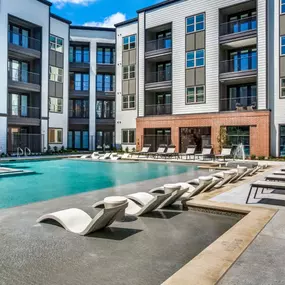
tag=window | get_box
[68,130,89,149]
[49,97,63,113]
[186,86,205,104]
[123,35,136,50]
[8,24,31,49]
[49,128,63,144]
[97,47,115,64]
[50,35,63,53]
[69,99,89,118]
[186,49,205,68]
[96,74,115,91]
[8,60,30,83]
[281,79,285,98]
[49,66,63,83]
[282,0,285,14]
[122,95,135,110]
[70,73,89,91]
[69,46,90,63]
[123,65,136,79]
[122,130,135,144]
[226,126,250,156]
[281,36,285,55]
[280,126,285,156]
[96,100,115,119]
[186,13,205,33]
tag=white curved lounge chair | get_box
[110,153,121,160]
[213,170,236,188]
[37,203,127,236]
[99,153,111,160]
[93,192,171,216]
[229,166,248,183]
[81,154,91,159]
[91,152,100,160]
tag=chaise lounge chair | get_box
[215,147,233,162]
[184,145,197,160]
[228,166,249,183]
[93,192,171,216]
[194,145,214,161]
[160,145,180,159]
[265,175,285,182]
[131,145,151,158]
[37,202,128,236]
[81,154,91,159]
[91,152,100,160]
[99,153,111,160]
[147,145,167,159]
[110,153,121,160]
[213,170,236,188]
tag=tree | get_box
[217,127,229,152]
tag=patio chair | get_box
[160,145,180,159]
[265,175,285,182]
[131,145,151,158]
[80,154,91,159]
[246,180,285,204]
[147,144,167,159]
[184,145,197,160]
[91,152,100,160]
[228,166,248,183]
[37,202,128,236]
[194,145,214,161]
[93,192,171,216]
[110,153,121,160]
[99,153,111,160]
[215,146,233,162]
[273,171,285,176]
[213,170,237,188]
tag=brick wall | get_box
[136,110,270,157]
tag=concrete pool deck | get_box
[1,161,285,284]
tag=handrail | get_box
[8,68,40,85]
[146,36,172,52]
[8,31,41,51]
[220,54,257,73]
[17,147,24,157]
[24,147,31,156]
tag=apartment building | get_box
[115,0,277,157]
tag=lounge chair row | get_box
[81,152,122,160]
[37,163,263,236]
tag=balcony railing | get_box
[146,70,172,84]
[69,56,90,64]
[8,105,40,118]
[146,37,172,52]
[145,104,172,116]
[96,87,115,92]
[8,68,40,85]
[8,31,41,51]
[69,109,89,118]
[220,96,257,111]
[220,15,257,36]
[220,55,257,73]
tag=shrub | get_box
[250,154,256,160]
[125,147,129,153]
[132,147,136,152]
[53,146,58,153]
[258,156,265,160]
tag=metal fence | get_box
[8,133,43,154]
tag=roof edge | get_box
[37,0,52,6]
[137,0,180,13]
[70,25,115,32]
[114,17,138,28]
[50,13,72,25]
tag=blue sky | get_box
[50,0,162,27]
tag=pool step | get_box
[0,169,36,178]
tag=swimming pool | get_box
[0,159,195,209]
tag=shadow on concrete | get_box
[258,198,285,207]
[88,227,143,240]
[141,210,182,219]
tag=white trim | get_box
[186,49,205,68]
[186,13,205,34]
[186,85,206,104]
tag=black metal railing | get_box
[220,54,257,73]
[69,55,90,64]
[8,133,42,153]
[69,109,89,118]
[8,68,40,85]
[8,105,40,118]
[220,15,257,36]
[146,70,172,84]
[220,96,257,111]
[96,86,115,92]
[146,37,172,52]
[8,31,41,51]
[145,104,172,116]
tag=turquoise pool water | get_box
[0,159,194,209]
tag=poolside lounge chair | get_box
[215,147,233,162]
[91,152,100,160]
[93,192,171,216]
[99,153,111,160]
[246,180,285,204]
[184,145,196,160]
[110,153,121,160]
[147,145,167,159]
[273,171,285,176]
[229,166,248,183]
[131,145,151,158]
[194,145,214,161]
[160,145,179,159]
[81,154,91,159]
[265,175,285,182]
[37,202,128,236]
[213,170,236,188]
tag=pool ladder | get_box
[16,147,31,157]
[24,147,31,156]
[17,147,24,157]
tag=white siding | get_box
[115,22,138,148]
[49,17,69,149]
[0,117,7,154]
[138,12,145,117]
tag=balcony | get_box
[8,31,41,60]
[7,105,40,126]
[69,109,89,125]
[220,96,257,112]
[145,37,172,59]
[8,69,40,92]
[145,70,172,91]
[69,57,90,71]
[69,81,89,97]
[220,55,257,82]
[145,104,172,116]
[220,16,257,47]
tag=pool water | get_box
[0,159,195,209]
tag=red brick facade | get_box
[136,110,270,157]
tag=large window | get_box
[123,65,136,79]
[96,131,115,150]
[282,0,285,14]
[69,99,89,118]
[96,100,115,119]
[49,66,63,83]
[227,126,250,156]
[186,13,205,33]
[49,128,63,144]
[281,79,285,98]
[186,49,205,68]
[122,130,135,144]
[70,73,89,91]
[97,47,115,64]
[49,97,63,113]
[50,35,63,53]
[229,49,257,72]
[227,11,256,34]
[122,95,135,110]
[69,46,89,63]
[8,60,29,83]
[96,74,115,92]
[280,126,285,156]
[8,24,30,49]
[68,130,89,149]
[281,36,285,55]
[186,86,205,104]
[123,35,136,50]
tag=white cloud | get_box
[83,12,126,28]
[50,0,96,9]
